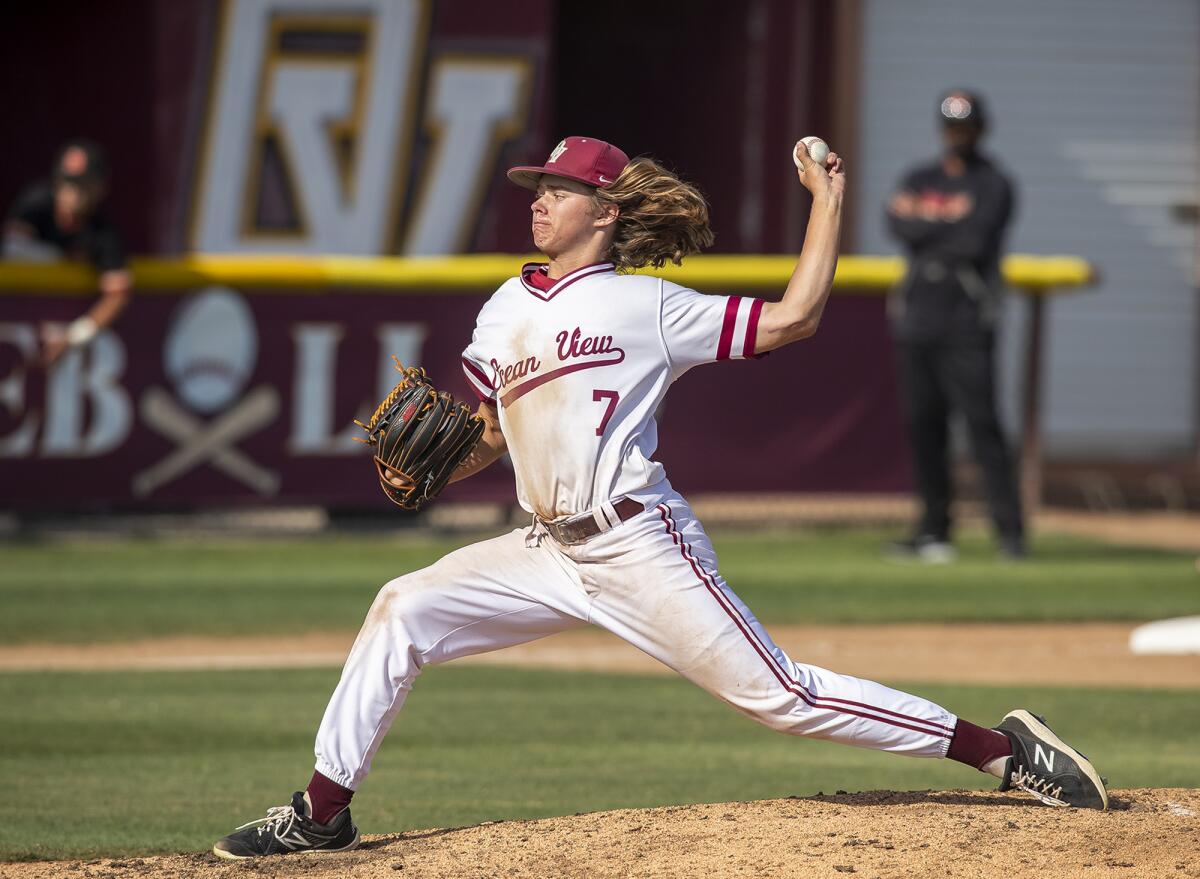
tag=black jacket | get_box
[886,154,1014,343]
[6,181,127,272]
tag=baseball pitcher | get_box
[213,135,1107,861]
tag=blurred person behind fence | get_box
[885,89,1024,561]
[3,139,132,366]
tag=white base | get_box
[1129,616,1200,655]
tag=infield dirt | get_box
[2,623,1197,688]
[5,788,1197,879]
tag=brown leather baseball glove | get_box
[355,360,484,511]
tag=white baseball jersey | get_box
[460,261,764,521]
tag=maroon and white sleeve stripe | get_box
[715,296,765,360]
[461,357,497,404]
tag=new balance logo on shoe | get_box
[1034,743,1056,772]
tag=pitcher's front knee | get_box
[354,572,444,656]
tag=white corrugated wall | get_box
[855,0,1199,458]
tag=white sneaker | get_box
[887,535,957,564]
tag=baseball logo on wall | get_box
[132,287,281,497]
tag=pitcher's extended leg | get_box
[578,497,1105,808]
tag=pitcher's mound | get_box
[10,788,1199,879]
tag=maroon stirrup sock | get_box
[947,719,1013,771]
[306,770,355,825]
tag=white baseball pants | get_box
[314,492,956,790]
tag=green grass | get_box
[0,530,1196,644]
[0,665,1196,860]
[714,529,1200,623]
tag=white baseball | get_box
[793,136,829,168]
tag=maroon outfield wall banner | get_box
[0,286,909,509]
[0,0,892,509]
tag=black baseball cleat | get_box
[212,791,361,860]
[994,709,1109,810]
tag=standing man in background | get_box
[3,139,132,367]
[886,90,1025,562]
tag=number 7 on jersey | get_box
[593,389,619,436]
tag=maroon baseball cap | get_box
[507,136,629,190]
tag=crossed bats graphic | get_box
[132,386,281,498]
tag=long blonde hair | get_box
[593,158,714,271]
